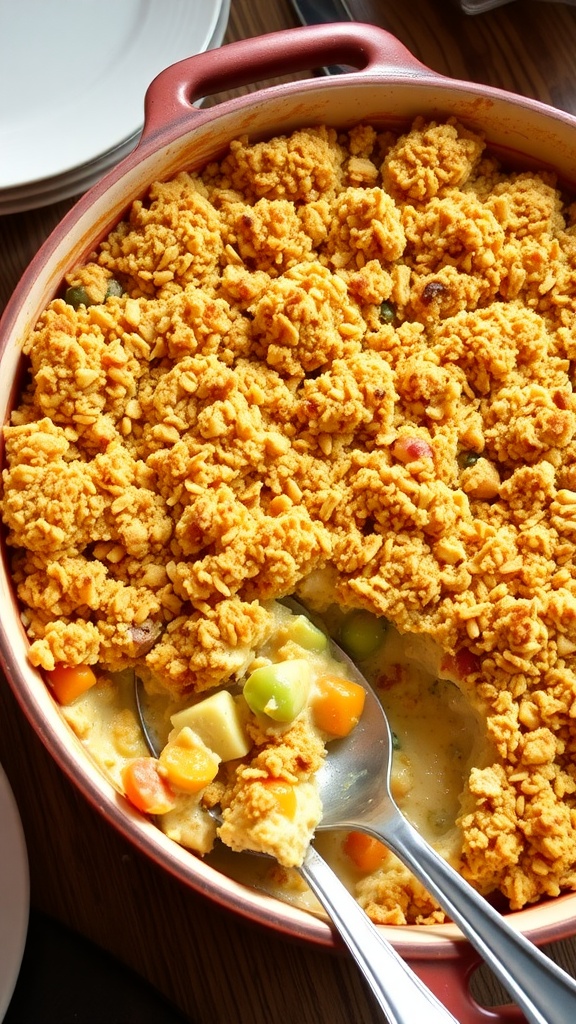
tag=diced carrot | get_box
[312,674,366,738]
[159,729,220,794]
[262,779,297,819]
[46,664,98,705]
[122,757,176,815]
[343,831,387,873]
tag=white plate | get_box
[0,0,226,190]
[0,136,140,215]
[0,130,141,202]
[0,765,29,1020]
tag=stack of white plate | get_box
[0,765,28,1020]
[0,0,230,215]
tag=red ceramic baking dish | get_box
[2,22,576,1022]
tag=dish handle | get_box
[141,22,435,140]
[408,949,526,1023]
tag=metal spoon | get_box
[308,622,576,1024]
[135,602,576,1024]
[212,804,458,1024]
[134,681,457,1023]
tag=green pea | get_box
[64,285,91,309]
[64,278,123,309]
[105,278,124,299]
[458,450,481,469]
[379,300,396,325]
[339,609,388,661]
[243,659,312,723]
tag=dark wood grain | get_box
[355,0,576,110]
[2,2,576,1021]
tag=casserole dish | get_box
[2,22,576,1021]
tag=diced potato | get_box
[170,690,252,762]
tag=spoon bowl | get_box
[312,644,395,831]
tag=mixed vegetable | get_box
[45,603,390,869]
[45,602,474,887]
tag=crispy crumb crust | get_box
[4,117,576,920]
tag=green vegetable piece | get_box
[458,450,481,469]
[339,609,388,661]
[64,285,91,309]
[392,731,401,751]
[379,300,396,325]
[105,278,124,299]
[287,615,328,653]
[243,659,312,723]
[64,279,123,309]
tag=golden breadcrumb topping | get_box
[4,116,576,922]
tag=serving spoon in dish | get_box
[135,680,457,1022]
[308,620,576,1024]
[135,603,576,1024]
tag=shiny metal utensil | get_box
[307,621,576,1024]
[212,801,459,1024]
[134,679,457,1023]
[288,0,353,74]
[297,848,458,1023]
[289,0,354,26]
[135,599,576,1023]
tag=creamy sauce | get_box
[367,628,484,847]
[204,611,487,907]
[63,603,487,913]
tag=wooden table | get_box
[2,1,576,1021]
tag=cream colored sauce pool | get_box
[63,605,488,916]
[205,614,486,911]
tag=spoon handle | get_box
[299,845,458,1024]
[374,812,576,1024]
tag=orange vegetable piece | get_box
[159,730,220,794]
[343,831,387,873]
[122,758,176,815]
[312,674,366,738]
[262,779,297,819]
[46,664,97,705]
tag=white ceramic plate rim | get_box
[0,136,140,215]
[0,765,29,1021]
[0,0,226,190]
[0,131,142,202]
